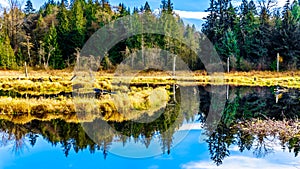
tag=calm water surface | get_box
[1,86,300,169]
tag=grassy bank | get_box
[0,87,169,124]
[0,70,299,92]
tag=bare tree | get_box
[20,34,33,65]
[44,45,55,70]
[6,0,25,53]
[38,41,45,67]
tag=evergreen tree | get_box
[202,0,218,42]
[68,0,86,64]
[219,28,240,69]
[71,0,86,32]
[184,24,199,69]
[133,7,139,14]
[251,0,275,70]
[117,3,130,17]
[275,0,300,69]
[161,0,173,14]
[0,35,16,69]
[57,0,71,66]
[248,0,257,14]
[86,0,96,28]
[41,0,56,16]
[240,0,249,16]
[44,22,64,69]
[225,3,238,30]
[57,0,70,34]
[85,0,99,38]
[202,0,234,44]
[24,0,35,15]
[144,1,151,13]
[238,0,258,66]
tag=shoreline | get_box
[0,70,299,90]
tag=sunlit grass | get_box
[0,87,169,124]
[0,70,299,93]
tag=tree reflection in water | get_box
[0,86,299,165]
[0,97,187,158]
[203,86,300,165]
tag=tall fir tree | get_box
[57,0,71,66]
[202,0,218,43]
[24,0,35,15]
[44,22,64,69]
[144,1,151,13]
[0,35,16,69]
[275,0,300,69]
[161,0,173,14]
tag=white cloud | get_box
[174,10,209,20]
[178,123,203,131]
[153,8,161,16]
[0,0,8,8]
[231,0,242,7]
[181,156,300,169]
[182,138,300,169]
[277,0,287,8]
[232,0,287,9]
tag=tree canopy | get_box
[0,0,299,71]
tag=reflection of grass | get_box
[234,119,300,142]
[0,87,169,124]
[111,87,169,119]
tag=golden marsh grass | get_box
[0,70,299,93]
[0,87,169,124]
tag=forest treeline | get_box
[202,0,300,71]
[0,0,299,71]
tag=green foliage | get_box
[0,35,17,69]
[24,0,35,15]
[56,1,71,65]
[44,22,64,69]
[161,0,173,14]
[219,28,240,69]
[202,0,300,71]
[222,94,240,126]
[144,2,151,13]
[0,0,299,71]
[68,0,86,63]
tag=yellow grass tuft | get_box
[0,87,170,124]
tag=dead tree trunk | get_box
[24,62,28,77]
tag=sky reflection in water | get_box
[1,128,300,169]
[1,86,300,169]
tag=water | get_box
[0,86,300,169]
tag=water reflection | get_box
[203,86,300,165]
[0,86,300,167]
